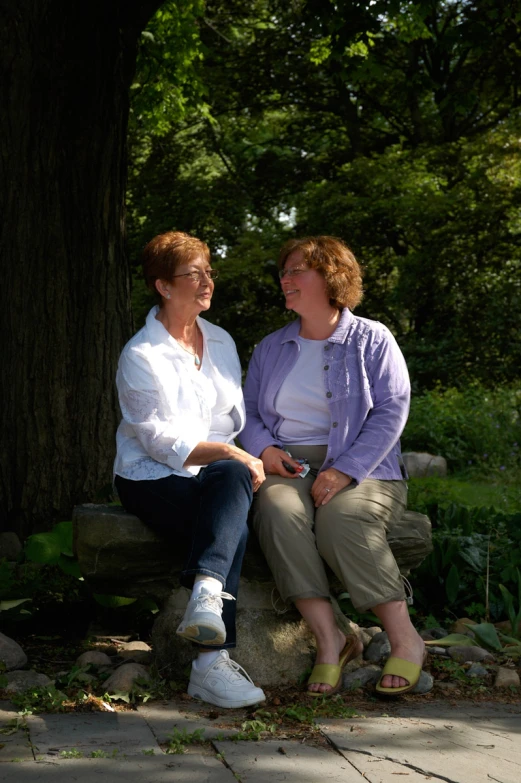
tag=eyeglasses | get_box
[172,270,219,283]
[279,267,309,279]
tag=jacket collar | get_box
[281,308,355,345]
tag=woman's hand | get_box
[260,445,303,478]
[229,445,266,492]
[311,467,352,507]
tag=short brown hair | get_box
[279,236,363,310]
[142,231,211,304]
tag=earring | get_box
[165,293,171,299]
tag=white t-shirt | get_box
[275,337,331,444]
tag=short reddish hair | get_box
[142,231,211,305]
[279,236,363,310]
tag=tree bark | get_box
[0,0,163,537]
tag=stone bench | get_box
[73,504,432,686]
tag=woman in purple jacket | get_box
[241,236,427,697]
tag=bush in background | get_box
[402,384,521,475]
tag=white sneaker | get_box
[188,650,266,708]
[176,587,234,646]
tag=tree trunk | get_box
[0,0,162,537]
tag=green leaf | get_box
[0,598,31,612]
[465,622,503,652]
[57,554,82,579]
[424,634,477,647]
[24,533,61,565]
[93,594,137,608]
[445,564,460,604]
[52,521,74,557]
[106,691,130,703]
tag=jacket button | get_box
[332,421,338,428]
[326,391,332,398]
[324,365,329,371]
[328,458,333,463]
[324,345,330,351]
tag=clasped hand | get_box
[260,447,351,505]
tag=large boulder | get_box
[402,452,447,477]
[0,632,28,671]
[73,503,432,687]
[73,504,432,601]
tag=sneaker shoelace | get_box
[194,590,235,614]
[204,654,254,685]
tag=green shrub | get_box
[402,384,521,474]
[412,503,521,622]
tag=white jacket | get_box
[114,306,245,480]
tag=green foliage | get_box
[128,0,521,389]
[166,727,205,754]
[412,502,521,622]
[24,522,81,579]
[10,685,69,714]
[60,749,84,759]
[403,385,521,473]
[498,570,521,640]
[234,719,277,741]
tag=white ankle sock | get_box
[193,650,222,671]
[192,576,223,598]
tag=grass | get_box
[407,474,521,515]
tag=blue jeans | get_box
[115,460,253,648]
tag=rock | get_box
[426,627,449,640]
[467,663,489,679]
[420,630,436,641]
[74,502,432,687]
[362,626,383,639]
[364,632,391,664]
[359,630,373,647]
[118,649,154,664]
[0,632,28,671]
[76,651,113,667]
[4,670,51,693]
[494,667,520,688]
[103,663,150,694]
[152,585,316,687]
[402,452,447,478]
[427,646,449,656]
[0,532,22,561]
[448,646,493,663]
[450,618,477,637]
[436,681,459,691]
[495,619,521,636]
[343,665,382,690]
[73,504,432,600]
[116,641,153,664]
[411,670,434,694]
[344,655,364,674]
[117,641,152,652]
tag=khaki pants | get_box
[252,445,407,612]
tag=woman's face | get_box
[280,250,329,314]
[163,255,215,315]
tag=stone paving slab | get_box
[214,739,366,782]
[26,712,159,758]
[336,753,434,783]
[138,701,239,742]
[0,703,33,763]
[319,710,521,783]
[0,755,234,782]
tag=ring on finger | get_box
[324,488,332,493]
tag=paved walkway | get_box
[1,699,520,782]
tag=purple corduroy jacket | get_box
[240,308,410,484]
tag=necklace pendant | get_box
[194,355,201,366]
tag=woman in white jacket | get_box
[114,231,265,709]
